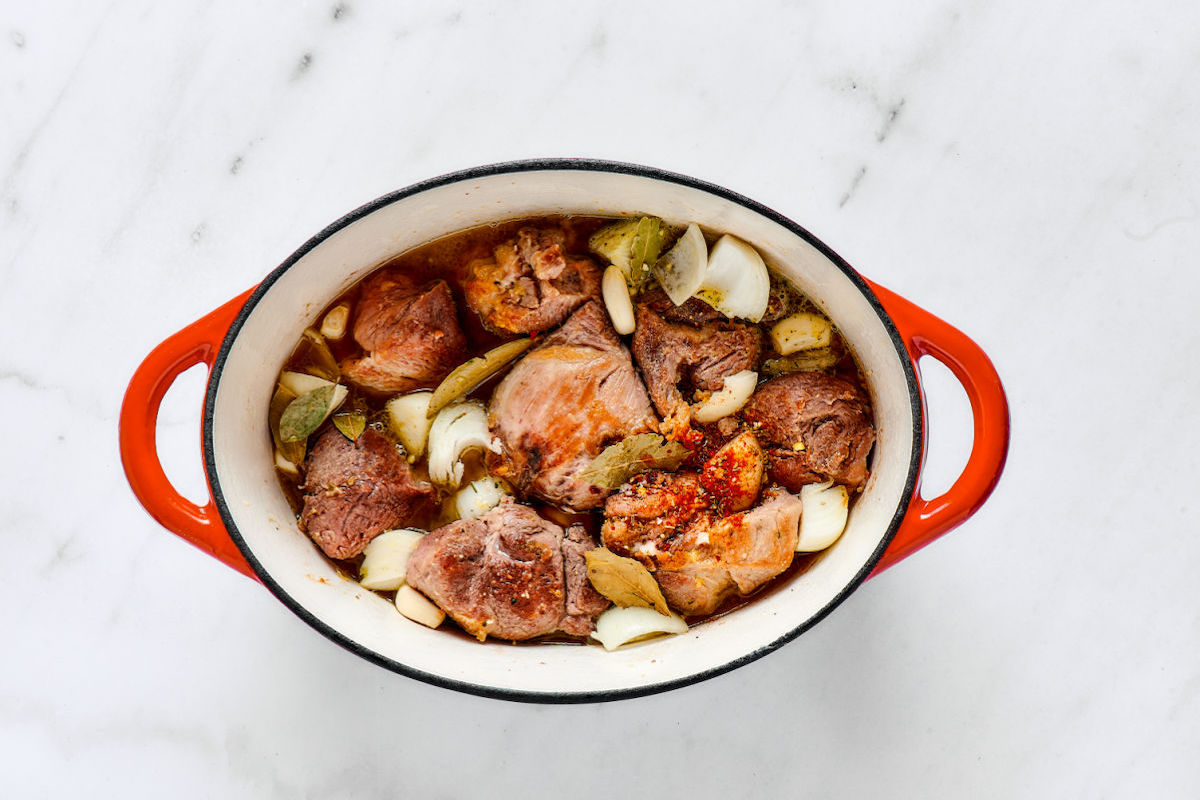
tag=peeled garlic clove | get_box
[319,303,351,340]
[395,584,445,629]
[602,264,636,335]
[797,481,849,552]
[453,476,510,520]
[426,401,499,488]
[696,235,770,322]
[386,390,434,458]
[770,311,833,355]
[691,370,758,424]
[359,528,425,591]
[652,223,707,306]
[590,605,688,651]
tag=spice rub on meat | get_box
[488,301,658,511]
[300,428,437,559]
[462,226,603,335]
[631,294,761,437]
[340,270,468,393]
[741,372,876,492]
[405,500,609,641]
[601,435,800,616]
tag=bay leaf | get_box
[279,385,335,442]
[579,433,688,490]
[585,547,670,615]
[269,384,306,465]
[332,411,366,442]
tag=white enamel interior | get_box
[208,168,917,698]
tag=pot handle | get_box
[864,280,1010,575]
[119,288,259,580]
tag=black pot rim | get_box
[202,158,924,705]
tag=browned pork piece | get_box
[405,501,609,640]
[488,301,658,510]
[339,270,467,393]
[600,432,794,616]
[631,299,761,437]
[300,428,437,559]
[602,460,801,616]
[740,372,876,492]
[462,227,603,335]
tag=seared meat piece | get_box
[638,288,726,327]
[741,372,876,491]
[602,466,800,616]
[405,501,609,641]
[300,428,437,560]
[462,227,603,335]
[340,270,468,394]
[632,302,761,437]
[488,301,657,510]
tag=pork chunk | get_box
[740,372,875,491]
[462,227,603,335]
[632,302,761,437]
[340,270,468,394]
[602,472,800,616]
[488,301,658,510]
[405,501,609,640]
[300,428,437,559]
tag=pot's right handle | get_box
[864,280,1010,575]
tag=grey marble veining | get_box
[3,1,1200,797]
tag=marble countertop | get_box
[4,1,1198,797]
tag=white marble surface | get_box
[3,1,1198,796]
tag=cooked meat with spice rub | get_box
[405,500,609,640]
[300,428,437,559]
[602,463,800,616]
[741,372,876,491]
[462,227,603,335]
[488,301,658,510]
[631,301,761,437]
[340,270,468,393]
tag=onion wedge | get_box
[796,481,849,551]
[651,223,707,305]
[691,370,758,424]
[359,528,425,591]
[696,235,771,322]
[590,605,688,651]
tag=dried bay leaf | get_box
[270,384,306,465]
[332,411,366,442]
[579,433,688,490]
[279,385,335,442]
[427,337,533,419]
[585,547,670,615]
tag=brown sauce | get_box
[274,215,871,644]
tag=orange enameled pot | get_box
[119,161,1008,702]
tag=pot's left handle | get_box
[119,288,259,580]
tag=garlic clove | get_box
[602,264,636,335]
[691,370,758,424]
[395,584,445,629]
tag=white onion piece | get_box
[359,528,425,591]
[395,585,445,629]
[796,481,849,552]
[602,264,636,335]
[691,370,758,423]
[386,390,434,458]
[590,605,688,651]
[426,401,499,488]
[274,449,300,477]
[770,311,832,354]
[696,235,770,322]
[454,477,509,520]
[652,223,708,305]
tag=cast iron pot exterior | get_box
[120,160,1009,703]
